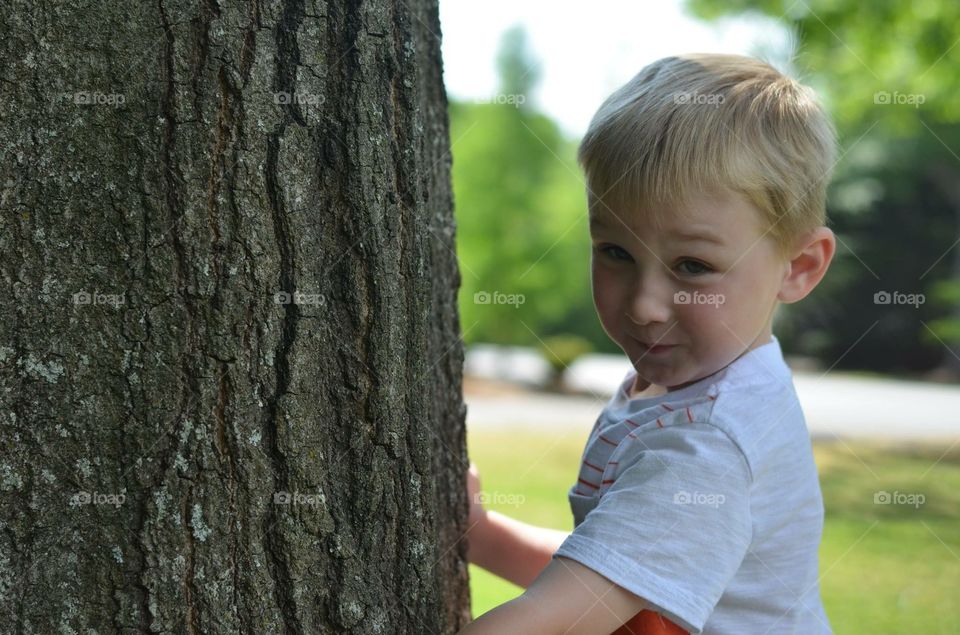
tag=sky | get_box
[438,0,792,138]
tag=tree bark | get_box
[0,0,471,632]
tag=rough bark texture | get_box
[0,0,471,632]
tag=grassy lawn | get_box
[467,428,960,633]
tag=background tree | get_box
[0,0,471,632]
[451,25,607,355]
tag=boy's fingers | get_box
[466,462,482,504]
[468,462,479,483]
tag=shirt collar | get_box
[615,334,792,406]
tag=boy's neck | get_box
[628,376,667,399]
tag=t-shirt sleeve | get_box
[552,423,753,634]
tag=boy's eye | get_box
[595,245,713,276]
[677,259,713,275]
[595,244,632,261]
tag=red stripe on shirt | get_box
[577,478,599,489]
[661,403,674,411]
[583,460,603,472]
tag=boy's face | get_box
[588,186,790,392]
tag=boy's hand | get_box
[467,461,487,528]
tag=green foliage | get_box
[687,0,960,132]
[495,24,542,106]
[450,27,613,351]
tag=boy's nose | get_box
[626,275,673,326]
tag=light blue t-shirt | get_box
[553,335,832,634]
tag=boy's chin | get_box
[629,365,703,393]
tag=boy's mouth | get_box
[636,340,676,355]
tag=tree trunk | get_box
[0,0,471,632]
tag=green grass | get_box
[467,429,960,633]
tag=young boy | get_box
[461,53,837,634]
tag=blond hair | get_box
[579,53,837,259]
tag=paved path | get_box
[465,372,959,441]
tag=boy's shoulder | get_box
[692,340,814,487]
[704,367,808,477]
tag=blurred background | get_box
[443,0,960,382]
[439,1,960,632]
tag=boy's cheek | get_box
[590,272,613,312]
[591,282,622,339]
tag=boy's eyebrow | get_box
[669,229,726,245]
[588,215,608,229]
[588,214,626,230]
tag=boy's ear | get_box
[777,227,836,304]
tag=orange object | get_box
[611,609,688,634]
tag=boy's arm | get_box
[467,509,570,588]
[459,555,652,635]
[465,462,568,588]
